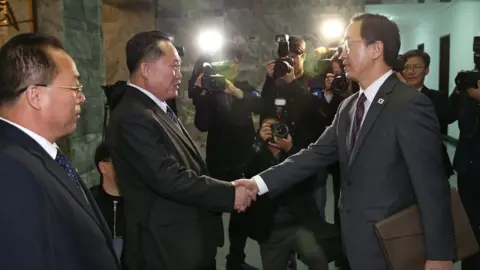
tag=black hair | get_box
[126,30,173,74]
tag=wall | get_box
[156,0,364,149]
[36,0,106,187]
[103,4,155,84]
[0,0,35,45]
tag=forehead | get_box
[47,47,79,77]
[344,21,362,40]
[405,56,425,65]
[157,40,180,62]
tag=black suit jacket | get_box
[105,86,235,270]
[258,75,455,269]
[0,121,119,270]
[421,86,454,177]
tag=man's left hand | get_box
[224,79,244,99]
[425,260,453,270]
[279,63,295,85]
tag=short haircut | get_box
[0,33,65,105]
[351,13,401,68]
[126,30,173,74]
[289,36,306,55]
[94,142,111,172]
[403,49,431,68]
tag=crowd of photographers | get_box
[182,33,480,270]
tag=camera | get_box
[273,34,295,79]
[331,73,349,94]
[201,62,226,92]
[267,122,289,144]
[455,36,480,90]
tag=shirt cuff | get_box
[252,175,269,195]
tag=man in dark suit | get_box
[401,49,454,177]
[105,31,254,270]
[0,33,120,269]
[234,13,455,270]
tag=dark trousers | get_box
[208,167,248,267]
[458,171,480,270]
[259,225,329,270]
[226,211,248,266]
[330,163,350,268]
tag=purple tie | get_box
[351,93,366,150]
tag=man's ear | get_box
[371,41,384,60]
[25,85,43,110]
[139,62,150,79]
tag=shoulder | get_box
[89,185,102,197]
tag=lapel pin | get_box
[378,98,384,104]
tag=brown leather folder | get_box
[374,188,479,270]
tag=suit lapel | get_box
[0,121,103,230]
[126,89,205,166]
[349,75,397,166]
[338,93,359,164]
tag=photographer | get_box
[243,118,334,270]
[261,35,324,150]
[192,49,262,270]
[448,77,480,270]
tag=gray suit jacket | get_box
[258,74,455,270]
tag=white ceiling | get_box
[365,2,452,28]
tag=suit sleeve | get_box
[397,94,455,261]
[115,112,235,213]
[257,107,340,197]
[0,156,52,270]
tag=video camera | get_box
[201,61,228,92]
[273,34,295,79]
[455,36,480,90]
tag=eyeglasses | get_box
[403,66,425,72]
[339,40,365,53]
[16,84,83,97]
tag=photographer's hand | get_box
[467,80,480,102]
[194,73,208,95]
[270,134,293,153]
[224,79,244,99]
[259,122,273,141]
[266,60,275,77]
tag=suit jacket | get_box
[105,86,236,270]
[0,121,120,270]
[421,86,454,177]
[258,74,455,270]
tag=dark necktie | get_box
[350,93,367,150]
[55,151,89,203]
[166,106,180,126]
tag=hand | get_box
[425,260,452,270]
[269,134,293,152]
[233,185,255,212]
[259,122,273,141]
[194,73,203,88]
[224,79,244,99]
[233,179,259,196]
[467,80,480,102]
[266,60,275,77]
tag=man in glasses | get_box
[400,49,453,178]
[0,33,120,269]
[235,13,455,270]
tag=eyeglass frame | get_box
[15,84,83,97]
[338,39,376,53]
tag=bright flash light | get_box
[321,19,344,39]
[197,30,224,54]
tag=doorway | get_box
[439,34,450,135]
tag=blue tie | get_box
[166,106,180,126]
[55,151,89,203]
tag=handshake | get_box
[232,179,260,212]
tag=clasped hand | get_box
[232,179,260,212]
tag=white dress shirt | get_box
[253,70,394,195]
[127,81,168,113]
[0,117,58,159]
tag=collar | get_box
[0,117,58,159]
[360,70,394,103]
[127,81,167,113]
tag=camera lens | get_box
[273,123,289,138]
